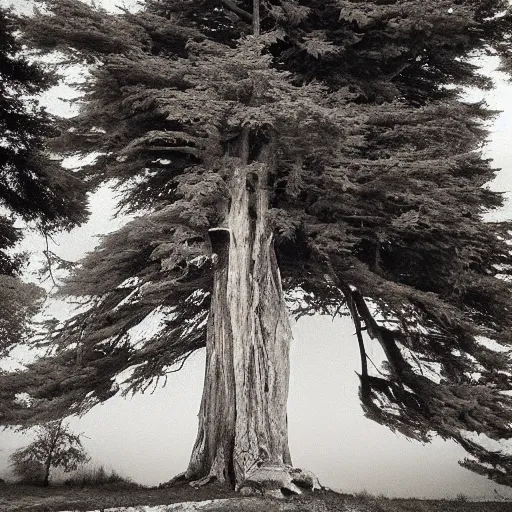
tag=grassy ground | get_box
[1,482,512,512]
[0,481,235,511]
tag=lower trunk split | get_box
[227,158,292,484]
[185,139,317,494]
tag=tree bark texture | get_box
[186,228,236,484]
[186,131,299,491]
[253,0,260,36]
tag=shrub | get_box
[10,459,45,485]
[354,489,373,500]
[9,420,89,486]
[63,465,136,487]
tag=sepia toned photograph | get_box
[1,1,512,511]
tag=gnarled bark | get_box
[186,227,236,485]
[228,145,292,486]
[185,132,312,494]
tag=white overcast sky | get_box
[1,0,512,500]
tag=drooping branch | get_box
[322,260,368,379]
[347,294,368,379]
[221,0,253,24]
[44,233,56,286]
[351,290,409,378]
[324,258,408,380]
[384,61,411,81]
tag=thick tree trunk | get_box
[186,227,236,483]
[185,133,317,495]
[227,143,292,485]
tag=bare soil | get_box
[1,482,512,512]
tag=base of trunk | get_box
[237,465,321,498]
[160,465,321,499]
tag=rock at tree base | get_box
[238,466,321,497]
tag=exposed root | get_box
[160,467,226,490]
[237,465,321,498]
[289,467,321,491]
[189,474,217,488]
[160,465,321,498]
[158,472,187,489]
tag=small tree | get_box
[10,420,90,486]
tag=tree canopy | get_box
[0,6,87,355]
[2,0,512,488]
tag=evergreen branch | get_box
[44,232,57,288]
[351,290,409,378]
[338,215,386,221]
[384,62,411,81]
[167,350,195,374]
[221,0,253,24]
[323,259,368,377]
[348,296,368,378]
[141,146,201,156]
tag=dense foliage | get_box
[2,0,512,487]
[0,6,87,355]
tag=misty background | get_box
[1,0,512,500]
